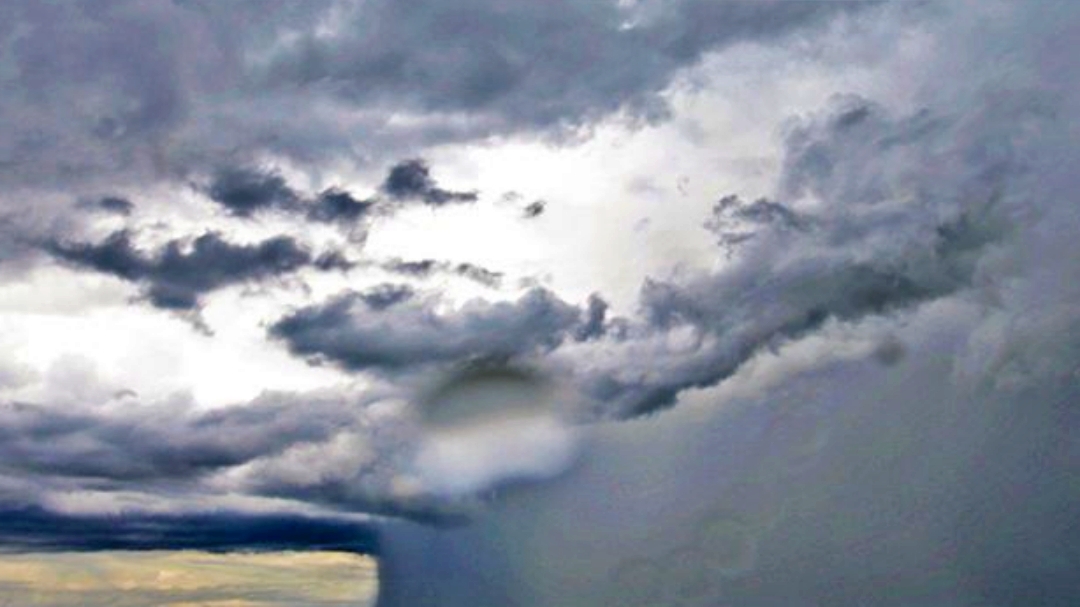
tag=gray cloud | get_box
[269,288,583,372]
[204,160,469,223]
[383,257,504,288]
[358,284,416,311]
[307,187,376,224]
[0,506,378,554]
[260,0,874,133]
[381,159,478,206]
[704,194,809,255]
[571,92,1021,418]
[1,3,1077,605]
[373,6,1080,599]
[0,387,466,524]
[0,394,357,483]
[47,230,318,310]
[522,200,547,218]
[207,166,300,217]
[574,293,610,342]
[1,0,875,201]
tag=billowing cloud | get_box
[574,293,610,342]
[372,2,1080,603]
[567,92,1020,418]
[0,1,1077,605]
[259,0,874,132]
[269,288,583,371]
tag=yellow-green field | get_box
[0,551,377,607]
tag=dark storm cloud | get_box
[0,385,482,526]
[381,159,478,206]
[0,506,378,554]
[47,230,317,310]
[0,0,875,242]
[575,93,1029,418]
[207,167,300,217]
[261,0,875,132]
[269,288,583,371]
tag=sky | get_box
[0,0,1078,606]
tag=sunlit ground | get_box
[0,551,377,607]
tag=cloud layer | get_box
[0,2,1077,606]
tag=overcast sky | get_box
[0,1,1078,606]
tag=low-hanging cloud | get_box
[0,506,378,554]
[0,2,1077,605]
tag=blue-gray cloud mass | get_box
[0,1,1077,606]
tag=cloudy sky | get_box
[0,0,1078,605]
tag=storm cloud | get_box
[0,1,1077,605]
[569,93,1022,418]
[259,0,876,132]
[269,288,583,372]
[0,506,378,554]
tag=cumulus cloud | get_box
[269,288,584,372]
